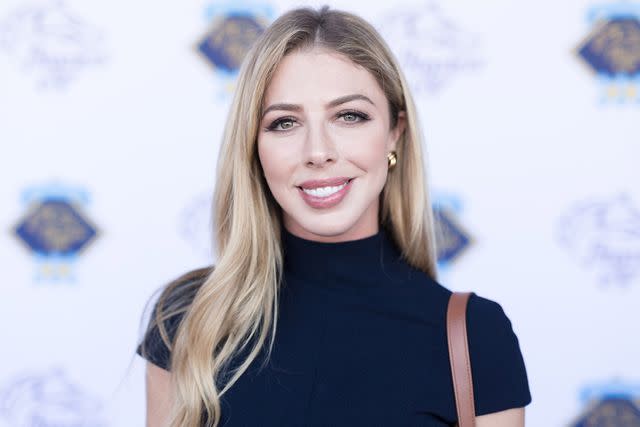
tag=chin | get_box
[285,208,369,240]
[303,222,356,238]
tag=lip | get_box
[298,176,352,189]
[297,178,354,209]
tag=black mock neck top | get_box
[137,227,532,426]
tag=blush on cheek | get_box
[257,141,281,179]
[257,141,297,212]
[343,121,389,161]
[343,140,389,171]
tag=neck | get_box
[281,225,406,289]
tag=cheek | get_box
[257,139,294,190]
[342,125,389,172]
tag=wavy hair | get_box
[142,5,439,426]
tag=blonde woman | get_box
[137,5,531,427]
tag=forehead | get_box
[263,48,385,106]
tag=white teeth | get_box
[302,181,348,198]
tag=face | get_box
[257,47,406,243]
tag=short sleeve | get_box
[136,298,184,371]
[465,293,532,415]
[136,267,210,371]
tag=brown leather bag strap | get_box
[447,291,476,427]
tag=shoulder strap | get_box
[447,291,476,427]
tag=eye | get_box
[266,117,297,132]
[337,110,370,124]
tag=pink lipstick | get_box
[297,177,354,209]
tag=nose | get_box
[303,122,338,168]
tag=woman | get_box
[137,5,532,427]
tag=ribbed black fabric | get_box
[137,227,532,426]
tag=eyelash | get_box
[265,110,371,132]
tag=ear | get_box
[389,110,406,152]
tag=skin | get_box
[145,362,172,426]
[145,46,525,426]
[257,47,405,243]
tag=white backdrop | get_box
[1,0,639,426]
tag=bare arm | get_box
[145,361,173,427]
[476,407,525,427]
[454,407,525,427]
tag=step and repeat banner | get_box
[1,0,638,426]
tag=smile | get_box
[297,178,354,209]
[301,181,349,197]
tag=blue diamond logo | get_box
[14,199,98,256]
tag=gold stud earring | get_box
[387,151,397,169]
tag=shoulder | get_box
[154,266,211,310]
[463,292,523,362]
[397,268,522,334]
[465,292,514,335]
[409,275,533,415]
[401,274,532,415]
[136,266,212,371]
[406,272,517,336]
[462,292,533,415]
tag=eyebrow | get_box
[261,94,375,118]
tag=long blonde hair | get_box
[144,5,438,426]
